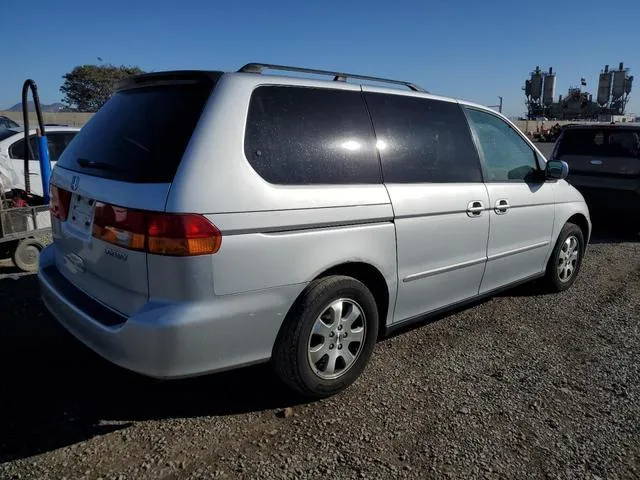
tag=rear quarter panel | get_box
[206,208,398,321]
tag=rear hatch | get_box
[554,127,640,187]
[49,72,220,316]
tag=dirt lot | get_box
[0,221,638,480]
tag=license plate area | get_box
[67,194,96,237]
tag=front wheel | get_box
[272,275,379,398]
[542,222,585,292]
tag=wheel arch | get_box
[567,213,591,246]
[313,262,391,339]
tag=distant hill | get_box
[5,101,67,112]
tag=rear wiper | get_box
[76,157,127,173]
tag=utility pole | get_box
[488,96,504,113]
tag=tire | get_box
[272,275,379,398]
[12,238,44,272]
[542,222,585,292]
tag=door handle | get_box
[467,200,484,217]
[494,199,510,214]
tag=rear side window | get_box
[557,129,640,158]
[57,83,214,183]
[9,136,37,160]
[364,93,482,183]
[9,132,77,161]
[245,86,380,185]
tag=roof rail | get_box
[238,63,427,93]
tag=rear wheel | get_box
[272,275,378,398]
[542,222,584,292]
[12,238,44,272]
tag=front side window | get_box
[364,93,482,183]
[465,108,538,182]
[244,86,380,185]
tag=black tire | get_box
[12,238,44,272]
[543,222,585,292]
[272,275,379,398]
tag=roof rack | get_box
[238,63,427,93]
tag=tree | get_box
[60,64,145,112]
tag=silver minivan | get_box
[39,64,591,398]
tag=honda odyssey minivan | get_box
[39,63,591,397]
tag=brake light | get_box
[92,202,221,256]
[147,213,221,256]
[50,185,72,220]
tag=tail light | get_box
[92,202,221,256]
[92,203,146,251]
[147,213,221,256]
[50,185,72,220]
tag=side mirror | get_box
[546,160,569,180]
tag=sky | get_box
[1,0,639,117]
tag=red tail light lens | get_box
[50,185,72,220]
[92,202,221,256]
[147,213,222,256]
[93,202,146,251]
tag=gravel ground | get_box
[0,221,638,480]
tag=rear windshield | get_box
[557,128,640,158]
[57,83,214,183]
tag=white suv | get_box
[0,126,80,196]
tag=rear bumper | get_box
[38,245,305,378]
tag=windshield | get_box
[56,83,215,183]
